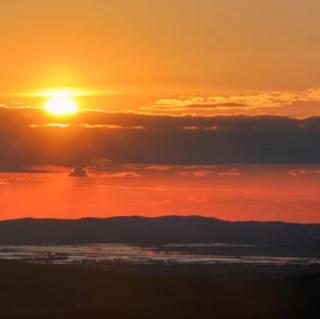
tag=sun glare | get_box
[44,90,79,115]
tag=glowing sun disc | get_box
[44,94,79,115]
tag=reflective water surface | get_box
[0,244,319,266]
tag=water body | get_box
[0,244,319,266]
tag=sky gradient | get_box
[2,1,320,107]
[1,165,320,223]
[1,1,320,222]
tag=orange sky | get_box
[1,165,320,223]
[1,1,320,117]
[1,1,320,222]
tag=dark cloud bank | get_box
[1,107,320,171]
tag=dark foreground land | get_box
[0,260,319,319]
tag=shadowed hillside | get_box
[0,215,319,245]
[0,216,319,257]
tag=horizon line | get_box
[0,215,318,226]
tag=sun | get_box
[44,90,79,115]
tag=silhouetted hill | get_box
[0,216,319,250]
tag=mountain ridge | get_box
[0,216,319,249]
[1,215,317,225]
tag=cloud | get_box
[143,165,174,172]
[180,170,211,177]
[217,169,242,177]
[1,106,320,171]
[101,171,141,178]
[288,169,320,177]
[187,102,247,109]
[69,167,88,177]
[88,163,242,179]
[140,88,320,115]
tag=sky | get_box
[1,165,320,223]
[1,1,320,222]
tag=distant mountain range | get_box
[0,216,319,249]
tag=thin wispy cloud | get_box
[140,88,320,116]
